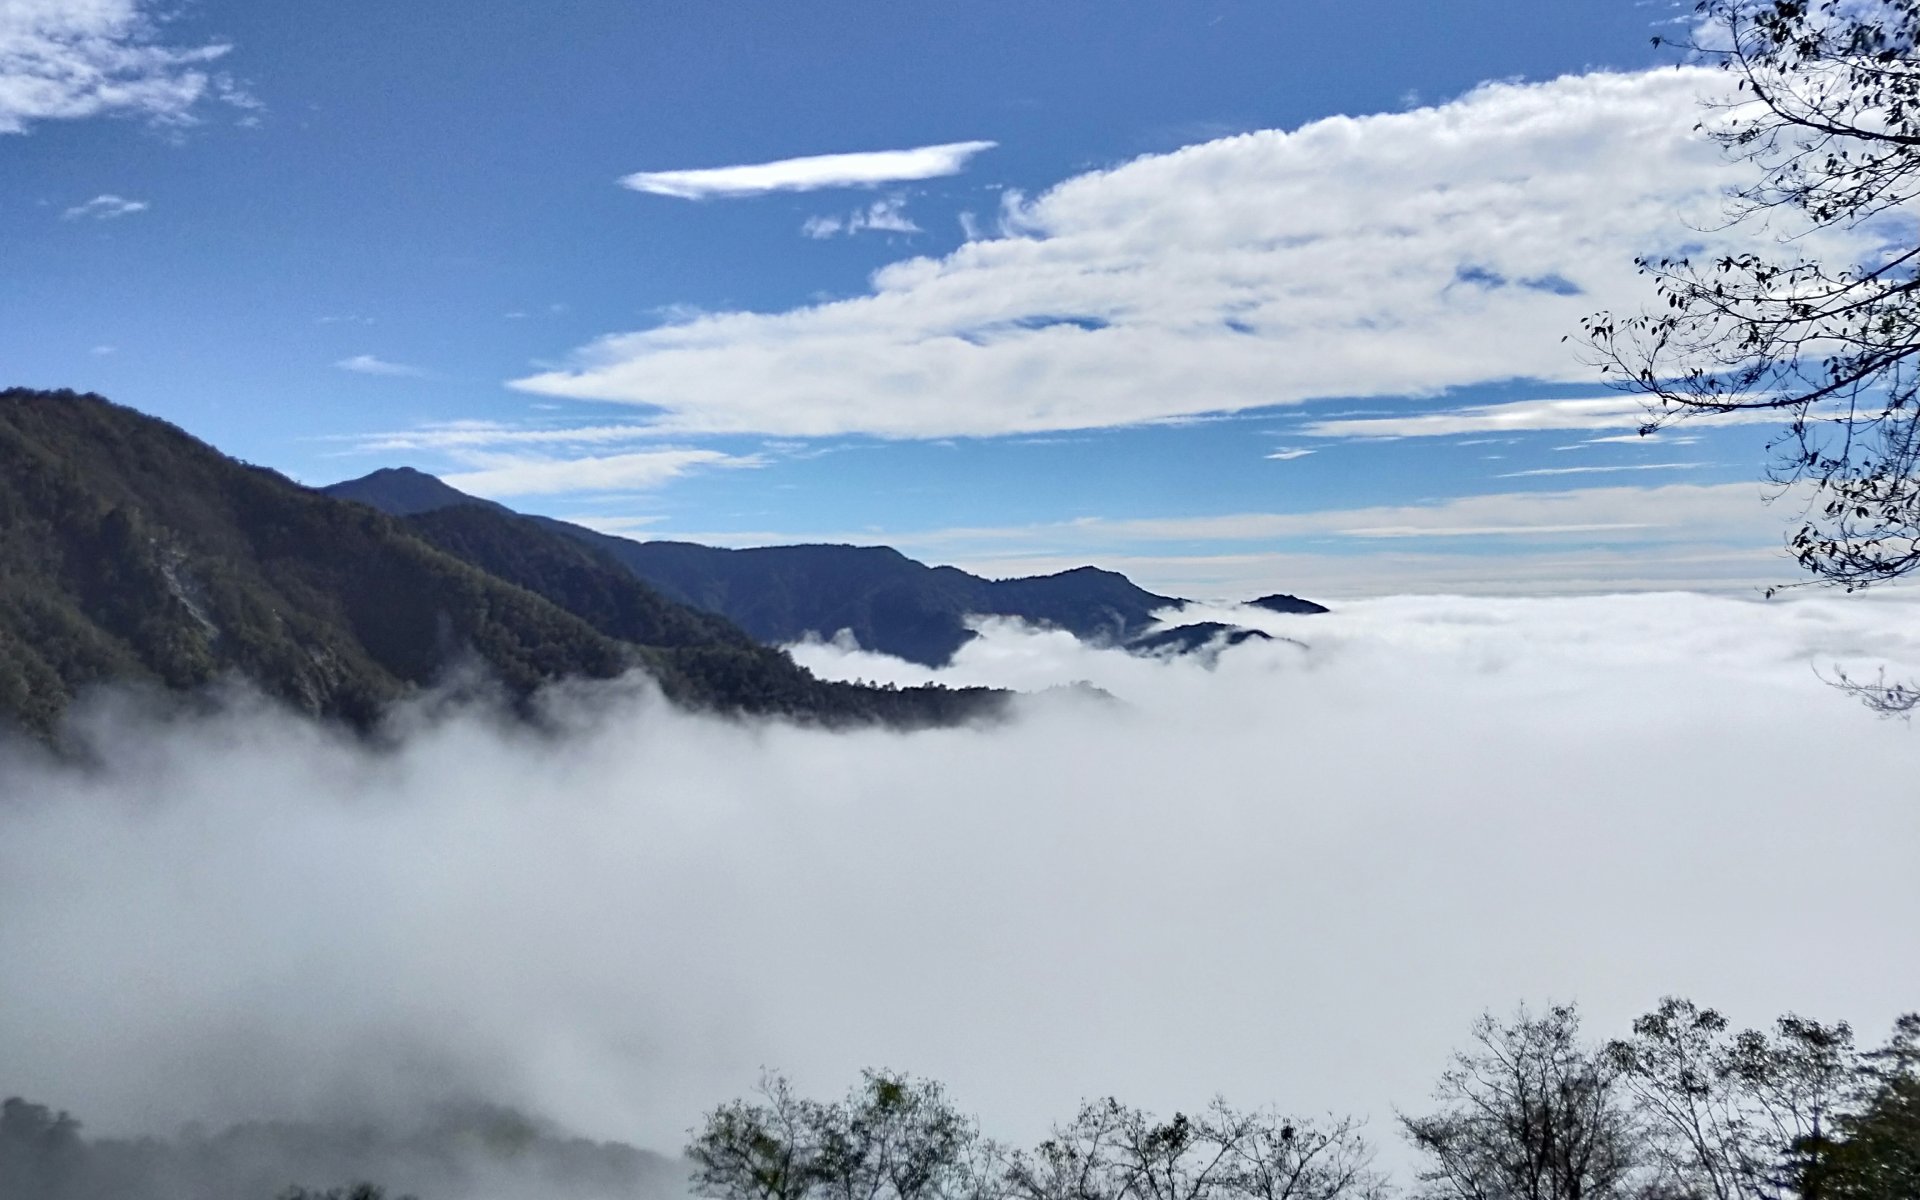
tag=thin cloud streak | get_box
[608,482,1799,597]
[1300,396,1786,440]
[1494,462,1709,479]
[441,448,763,498]
[622,141,997,199]
[353,421,666,453]
[640,483,1779,551]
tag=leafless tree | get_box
[1003,1098,1384,1200]
[1401,1004,1670,1200]
[1578,2,1920,701]
[1608,997,1860,1200]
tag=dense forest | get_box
[7,998,1912,1200]
[0,388,1006,741]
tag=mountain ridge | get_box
[325,469,1224,665]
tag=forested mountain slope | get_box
[0,389,1002,738]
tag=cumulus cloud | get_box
[1,593,1915,1169]
[61,193,146,220]
[515,70,1871,439]
[622,141,997,200]
[440,447,762,498]
[337,354,430,378]
[0,0,236,134]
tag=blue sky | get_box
[0,0,1831,598]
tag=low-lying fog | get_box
[2,591,1917,1171]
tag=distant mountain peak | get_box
[323,467,499,516]
[1033,565,1127,581]
[1248,593,1330,616]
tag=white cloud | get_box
[0,0,235,134]
[803,194,924,239]
[517,70,1869,440]
[440,448,762,498]
[2,594,1915,1157]
[336,354,429,379]
[61,193,146,220]
[344,420,764,499]
[1578,432,1669,446]
[621,140,997,199]
[352,421,663,453]
[1300,395,1784,440]
[1493,462,1709,479]
[1265,447,1314,461]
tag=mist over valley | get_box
[6,1,1920,1195]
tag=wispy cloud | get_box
[1265,447,1315,461]
[1494,462,1709,479]
[440,448,764,498]
[336,354,429,379]
[62,194,147,220]
[1301,396,1782,440]
[803,194,923,238]
[516,70,1866,440]
[1580,432,1666,446]
[619,482,1796,598]
[646,482,1777,552]
[0,0,239,134]
[351,421,661,453]
[621,140,997,199]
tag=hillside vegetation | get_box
[0,389,1003,739]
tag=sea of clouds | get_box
[1,591,1916,1172]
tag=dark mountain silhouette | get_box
[325,469,1195,665]
[0,388,1003,739]
[321,465,510,517]
[1127,623,1275,656]
[1248,592,1329,615]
